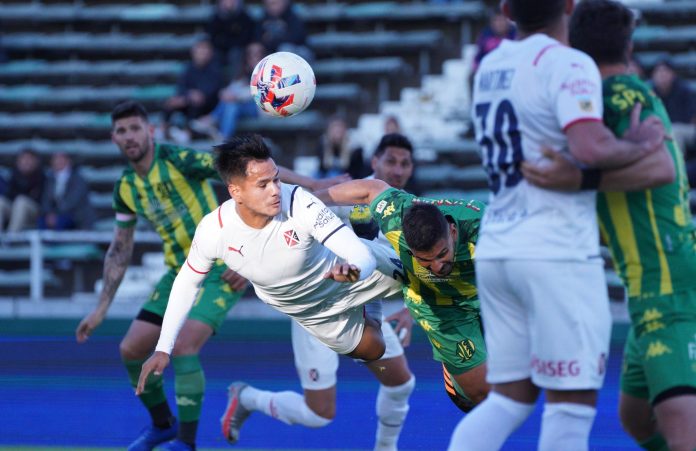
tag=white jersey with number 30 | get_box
[472,34,604,261]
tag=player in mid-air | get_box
[137,134,406,397]
[75,101,247,451]
[449,1,666,450]
[521,1,696,450]
[318,176,491,414]
[220,133,417,451]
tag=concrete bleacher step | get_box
[0,269,60,288]
[0,243,103,262]
[0,82,365,112]
[0,2,485,29]
[633,25,696,51]
[0,57,411,86]
[0,110,326,140]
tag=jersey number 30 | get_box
[474,100,523,194]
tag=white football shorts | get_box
[476,259,611,390]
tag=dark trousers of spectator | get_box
[38,214,76,231]
[162,99,218,128]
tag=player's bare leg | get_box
[348,316,386,361]
[653,394,696,451]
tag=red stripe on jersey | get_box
[217,206,223,228]
[187,260,209,275]
[563,117,603,132]
[533,44,561,66]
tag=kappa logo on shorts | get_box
[456,339,476,362]
[309,368,320,382]
[284,229,300,247]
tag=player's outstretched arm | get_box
[566,104,665,169]
[278,166,350,192]
[317,179,391,206]
[522,144,675,192]
[76,225,134,343]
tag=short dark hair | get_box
[569,0,634,66]
[403,203,449,252]
[506,0,566,33]
[374,133,414,158]
[111,101,149,125]
[214,134,272,183]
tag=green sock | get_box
[124,359,171,427]
[172,354,205,445]
[639,433,669,451]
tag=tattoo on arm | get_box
[97,227,135,310]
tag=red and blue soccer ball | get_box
[250,52,316,118]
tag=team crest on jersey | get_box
[284,229,300,247]
[456,339,476,362]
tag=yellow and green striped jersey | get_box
[599,74,696,300]
[368,188,485,311]
[112,143,220,269]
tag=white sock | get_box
[240,386,332,428]
[538,403,596,451]
[375,376,416,451]
[447,391,536,451]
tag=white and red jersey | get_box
[186,183,387,321]
[472,33,604,261]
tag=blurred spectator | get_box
[38,152,95,231]
[316,115,366,180]
[650,58,696,155]
[0,149,45,233]
[384,115,402,134]
[162,39,224,143]
[205,0,256,73]
[191,42,264,141]
[256,0,313,62]
[471,8,516,75]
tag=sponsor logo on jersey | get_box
[646,340,672,359]
[284,229,300,247]
[560,78,597,96]
[531,356,580,377]
[457,339,476,362]
[313,207,335,229]
[413,198,465,206]
[688,335,696,361]
[375,200,388,214]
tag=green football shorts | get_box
[142,262,241,332]
[621,289,696,403]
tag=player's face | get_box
[411,223,457,277]
[111,116,154,164]
[232,158,282,218]
[372,146,413,190]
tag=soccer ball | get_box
[249,52,316,118]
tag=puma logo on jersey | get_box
[306,201,316,208]
[228,245,244,256]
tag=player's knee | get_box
[466,385,490,405]
[301,402,334,427]
[119,338,144,361]
[305,400,336,421]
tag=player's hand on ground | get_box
[310,173,351,192]
[75,309,106,343]
[136,351,170,395]
[324,263,361,283]
[623,103,666,154]
[221,269,249,292]
[521,147,581,191]
[386,307,414,347]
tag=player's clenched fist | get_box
[136,351,170,395]
[323,262,361,283]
